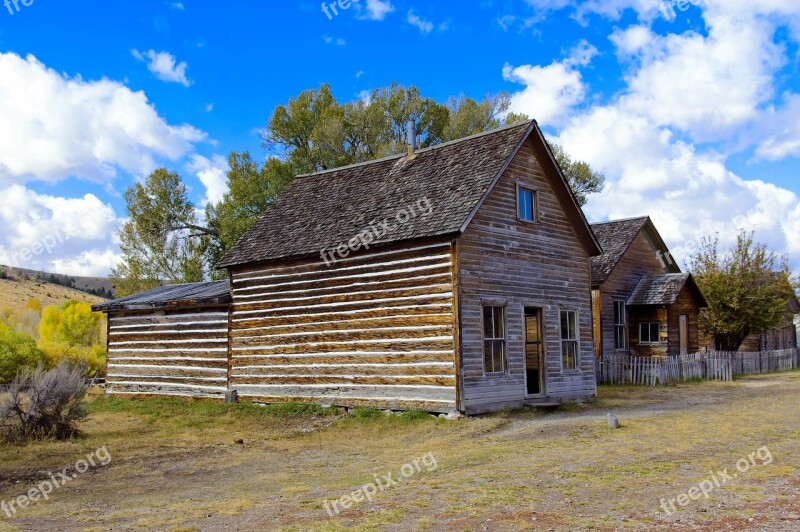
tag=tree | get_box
[38,301,102,348]
[443,93,511,141]
[0,323,44,383]
[689,231,795,352]
[112,84,606,290]
[205,153,294,270]
[548,144,606,207]
[111,169,208,297]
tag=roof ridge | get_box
[590,215,650,227]
[295,121,534,179]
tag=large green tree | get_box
[690,231,795,352]
[112,84,606,289]
[205,153,294,270]
[110,169,208,296]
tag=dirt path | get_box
[1,373,799,531]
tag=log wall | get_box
[457,140,597,414]
[228,241,458,412]
[105,307,230,398]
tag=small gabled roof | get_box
[590,216,679,286]
[92,280,230,313]
[627,273,707,307]
[218,121,601,269]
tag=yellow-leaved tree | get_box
[38,301,107,377]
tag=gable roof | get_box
[590,216,680,286]
[92,280,230,313]
[217,121,601,269]
[627,273,707,307]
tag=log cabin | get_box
[590,217,707,359]
[215,121,603,414]
[92,281,231,399]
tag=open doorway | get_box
[524,307,544,396]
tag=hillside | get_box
[0,265,113,298]
[0,277,106,312]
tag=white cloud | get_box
[187,154,229,207]
[407,11,434,34]
[205,103,214,112]
[132,49,193,87]
[503,42,596,126]
[360,0,394,20]
[323,35,346,46]
[0,52,206,186]
[0,185,120,276]
[504,1,800,268]
[171,2,185,11]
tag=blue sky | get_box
[1,0,799,276]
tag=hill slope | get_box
[0,277,106,312]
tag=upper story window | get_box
[517,185,537,222]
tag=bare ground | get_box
[1,372,800,531]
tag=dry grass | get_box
[1,373,800,531]
[0,278,104,312]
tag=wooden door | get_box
[679,315,689,356]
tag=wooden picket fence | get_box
[597,348,799,386]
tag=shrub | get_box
[0,323,45,383]
[0,363,89,443]
[39,343,106,378]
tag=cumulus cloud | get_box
[407,11,434,34]
[359,0,394,21]
[504,1,800,267]
[132,49,193,86]
[187,154,229,207]
[0,52,206,186]
[0,185,120,276]
[503,41,597,126]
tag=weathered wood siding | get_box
[105,307,230,398]
[596,231,669,358]
[628,307,668,357]
[457,140,596,414]
[228,241,458,412]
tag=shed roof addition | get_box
[627,273,707,307]
[92,280,231,312]
[218,121,601,269]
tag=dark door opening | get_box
[524,308,544,396]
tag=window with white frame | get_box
[560,309,579,370]
[483,306,506,374]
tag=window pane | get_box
[640,323,648,343]
[569,311,576,339]
[651,323,660,343]
[484,340,494,372]
[494,341,505,373]
[519,188,534,221]
[483,307,494,338]
[561,311,569,340]
[494,307,504,339]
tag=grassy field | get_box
[0,278,105,311]
[1,373,800,531]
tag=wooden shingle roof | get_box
[627,273,707,307]
[589,217,650,284]
[92,280,230,312]
[218,121,601,269]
